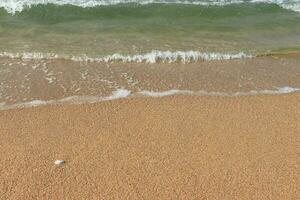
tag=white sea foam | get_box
[0,52,59,60]
[1,87,299,110]
[0,51,252,63]
[1,0,299,14]
[140,87,300,97]
[103,89,131,100]
[139,89,193,97]
[75,51,252,63]
[0,89,131,110]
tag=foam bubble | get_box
[139,87,300,97]
[0,52,59,60]
[103,89,131,100]
[258,86,300,94]
[0,89,131,110]
[1,87,299,110]
[0,51,252,63]
[139,89,193,97]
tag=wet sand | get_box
[0,94,299,199]
[1,54,300,107]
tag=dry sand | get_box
[0,94,299,199]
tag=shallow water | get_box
[1,1,300,57]
[1,1,300,109]
[1,55,300,109]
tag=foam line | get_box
[1,87,299,110]
[0,51,252,63]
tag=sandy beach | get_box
[1,1,300,199]
[0,93,299,199]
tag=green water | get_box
[0,3,300,56]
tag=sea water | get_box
[0,0,300,109]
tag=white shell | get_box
[54,160,65,165]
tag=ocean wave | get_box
[1,87,299,110]
[1,0,299,14]
[0,51,252,63]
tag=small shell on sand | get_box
[54,160,65,166]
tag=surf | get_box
[1,0,300,14]
[0,51,253,63]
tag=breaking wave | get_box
[1,0,300,14]
[0,51,252,63]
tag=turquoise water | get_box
[0,1,300,58]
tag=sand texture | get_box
[0,94,299,199]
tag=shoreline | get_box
[1,93,299,199]
[1,50,300,63]
[1,54,300,107]
[1,87,300,111]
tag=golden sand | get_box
[0,94,299,199]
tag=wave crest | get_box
[1,0,300,14]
